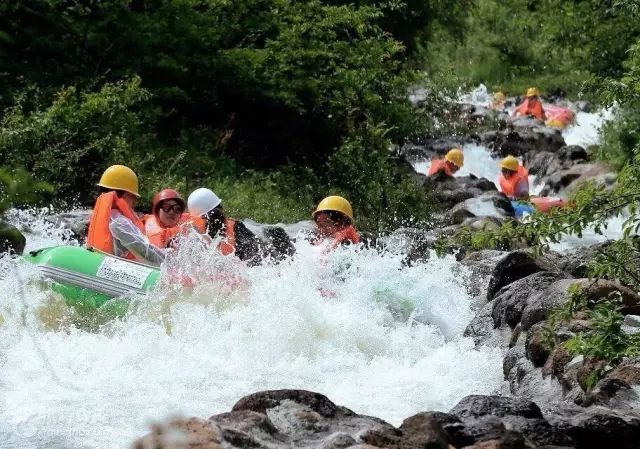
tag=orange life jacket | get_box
[499,165,530,200]
[86,191,145,260]
[314,225,360,252]
[143,213,188,248]
[514,98,546,120]
[427,158,454,177]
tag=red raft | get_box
[544,105,575,129]
[530,196,568,213]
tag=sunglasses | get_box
[160,202,184,214]
[316,210,348,222]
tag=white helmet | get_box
[187,188,222,217]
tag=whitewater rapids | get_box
[0,213,505,449]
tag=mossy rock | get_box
[0,220,26,255]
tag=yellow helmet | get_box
[445,148,464,168]
[500,155,519,172]
[97,165,140,197]
[526,87,540,97]
[313,195,354,223]
[493,91,506,102]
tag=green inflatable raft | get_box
[24,246,160,316]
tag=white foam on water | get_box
[457,84,492,107]
[562,108,614,148]
[0,212,505,449]
[549,214,626,252]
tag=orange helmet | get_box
[152,189,185,215]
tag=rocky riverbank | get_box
[130,102,639,448]
[7,98,635,449]
[133,388,640,449]
[133,247,640,449]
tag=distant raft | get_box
[545,105,576,129]
[24,246,160,316]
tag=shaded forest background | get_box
[0,0,639,230]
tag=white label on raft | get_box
[95,257,153,289]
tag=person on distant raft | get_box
[498,155,530,201]
[513,87,546,121]
[186,188,261,264]
[427,148,464,177]
[144,189,188,248]
[86,165,165,266]
[312,196,360,251]
[491,91,506,110]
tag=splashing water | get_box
[563,108,614,148]
[0,211,505,449]
[413,143,500,186]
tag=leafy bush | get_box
[426,0,640,98]
[0,167,53,214]
[0,77,153,204]
[542,285,640,388]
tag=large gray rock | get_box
[398,413,450,449]
[399,136,471,162]
[563,412,640,449]
[553,242,613,278]
[450,395,543,420]
[521,278,640,330]
[464,302,498,345]
[448,192,514,225]
[424,174,498,214]
[480,126,565,158]
[0,220,26,255]
[539,162,616,196]
[487,251,559,301]
[492,272,568,329]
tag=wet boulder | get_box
[553,242,614,278]
[426,174,498,214]
[450,395,543,420]
[0,220,26,255]
[400,136,470,162]
[521,278,640,330]
[562,412,640,449]
[525,145,588,186]
[486,250,560,301]
[447,192,514,225]
[539,162,616,196]
[525,322,552,367]
[450,395,571,447]
[480,126,565,158]
[492,271,567,329]
[464,301,511,346]
[398,413,450,449]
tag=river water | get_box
[0,88,617,449]
[1,216,506,448]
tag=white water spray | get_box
[0,213,505,449]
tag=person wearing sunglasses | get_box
[312,195,360,251]
[185,188,261,264]
[144,189,188,248]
